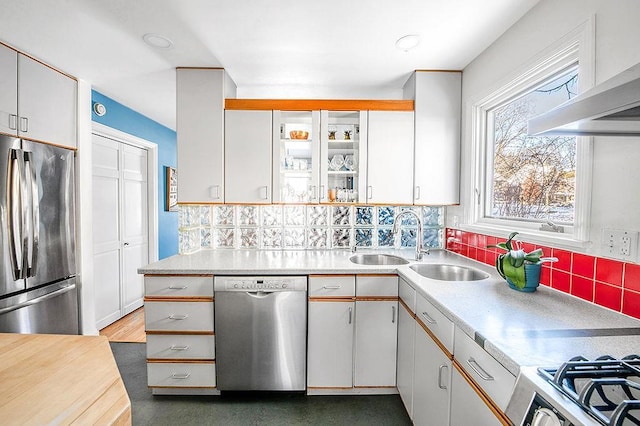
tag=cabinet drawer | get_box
[356,275,398,297]
[145,275,213,297]
[309,276,355,297]
[147,335,215,360]
[147,362,216,387]
[399,278,416,313]
[145,301,214,332]
[416,293,454,353]
[454,326,516,410]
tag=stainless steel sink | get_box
[349,254,410,265]
[409,264,489,281]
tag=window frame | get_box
[466,21,595,248]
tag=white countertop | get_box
[139,248,640,375]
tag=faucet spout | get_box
[392,210,424,261]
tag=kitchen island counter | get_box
[0,333,131,425]
[139,249,640,376]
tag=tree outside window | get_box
[487,67,579,224]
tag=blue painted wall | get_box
[91,90,178,259]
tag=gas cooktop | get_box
[507,355,640,426]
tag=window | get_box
[487,67,578,224]
[469,27,594,244]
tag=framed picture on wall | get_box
[165,166,178,212]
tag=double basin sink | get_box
[349,253,489,282]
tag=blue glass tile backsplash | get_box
[178,204,444,254]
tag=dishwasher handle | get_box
[246,291,274,298]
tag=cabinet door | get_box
[0,44,18,136]
[307,300,354,388]
[354,300,398,387]
[413,323,451,426]
[272,110,321,203]
[17,54,76,148]
[450,366,502,426]
[176,69,225,203]
[366,111,414,204]
[224,110,273,203]
[413,72,461,205]
[396,302,416,418]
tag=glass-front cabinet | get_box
[272,110,320,203]
[320,110,367,203]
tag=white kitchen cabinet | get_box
[17,53,76,148]
[272,110,321,203]
[354,274,398,388]
[397,278,416,417]
[404,71,461,205]
[450,365,502,426]
[176,68,235,203]
[224,109,273,203]
[144,274,216,393]
[366,110,414,204]
[397,301,415,416]
[413,321,452,426]
[307,300,354,388]
[0,44,17,136]
[320,110,368,203]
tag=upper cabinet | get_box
[320,110,367,203]
[0,44,17,137]
[366,111,414,204]
[272,110,320,203]
[405,71,461,205]
[0,43,77,148]
[224,110,273,204]
[177,68,236,203]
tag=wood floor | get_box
[99,307,146,343]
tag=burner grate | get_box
[538,355,640,426]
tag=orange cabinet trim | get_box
[146,359,215,364]
[308,297,356,302]
[145,330,214,335]
[225,99,414,111]
[144,297,213,302]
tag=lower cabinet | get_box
[307,274,398,391]
[354,299,398,387]
[396,296,416,416]
[307,300,355,388]
[413,321,452,426]
[143,274,216,394]
[450,366,502,426]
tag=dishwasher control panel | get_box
[214,276,307,292]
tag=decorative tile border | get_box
[179,205,444,254]
[445,228,640,321]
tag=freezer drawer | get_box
[0,279,78,334]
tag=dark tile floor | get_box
[110,343,412,425]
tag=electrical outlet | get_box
[602,228,639,261]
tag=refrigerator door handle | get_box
[23,151,39,277]
[8,148,24,280]
[0,284,76,316]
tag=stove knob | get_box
[531,408,562,426]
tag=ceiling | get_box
[0,0,540,130]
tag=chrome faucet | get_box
[392,210,430,261]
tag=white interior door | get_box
[92,134,149,329]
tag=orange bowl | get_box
[289,130,309,140]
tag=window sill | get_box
[458,223,591,252]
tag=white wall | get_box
[449,0,640,259]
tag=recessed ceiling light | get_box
[143,33,174,49]
[395,34,420,52]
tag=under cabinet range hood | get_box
[528,62,640,136]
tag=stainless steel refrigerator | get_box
[0,135,78,334]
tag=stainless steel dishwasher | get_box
[214,276,307,391]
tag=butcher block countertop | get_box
[0,333,131,425]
